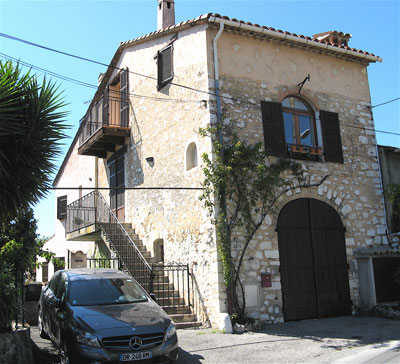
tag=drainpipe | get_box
[212,21,234,315]
[213,21,225,146]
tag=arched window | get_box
[282,96,317,148]
[186,142,198,171]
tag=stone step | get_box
[121,223,134,231]
[157,296,185,306]
[175,321,202,329]
[162,305,191,315]
[169,313,197,323]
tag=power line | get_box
[341,123,400,136]
[4,32,400,113]
[3,52,399,137]
[371,97,400,109]
[2,34,399,136]
[0,53,200,104]
[0,32,241,103]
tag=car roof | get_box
[62,268,132,281]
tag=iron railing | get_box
[151,264,190,310]
[66,191,153,291]
[65,191,97,233]
[65,192,208,321]
[88,257,121,269]
[79,96,129,147]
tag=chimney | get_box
[157,0,175,30]
[313,31,352,47]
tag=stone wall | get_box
[96,25,223,326]
[0,327,33,364]
[205,28,386,323]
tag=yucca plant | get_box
[0,60,68,221]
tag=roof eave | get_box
[208,15,382,63]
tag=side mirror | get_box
[149,293,156,302]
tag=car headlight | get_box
[165,322,176,341]
[75,329,101,348]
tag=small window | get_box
[57,195,67,220]
[282,96,317,148]
[42,262,49,283]
[186,142,198,171]
[157,45,173,90]
[261,98,343,163]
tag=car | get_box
[38,268,178,364]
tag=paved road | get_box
[31,316,400,364]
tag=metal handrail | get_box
[96,191,152,272]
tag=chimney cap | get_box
[313,30,352,46]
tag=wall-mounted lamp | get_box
[146,157,155,167]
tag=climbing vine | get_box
[199,125,328,322]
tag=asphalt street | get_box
[31,316,400,364]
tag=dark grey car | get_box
[38,268,178,364]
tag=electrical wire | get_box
[0,53,201,104]
[371,97,400,109]
[1,32,399,110]
[1,34,399,136]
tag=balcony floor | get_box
[78,125,130,158]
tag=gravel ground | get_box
[31,316,400,364]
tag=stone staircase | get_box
[103,223,201,329]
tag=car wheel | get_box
[38,306,49,339]
[59,340,77,364]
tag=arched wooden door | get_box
[277,198,351,321]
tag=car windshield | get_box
[68,278,149,306]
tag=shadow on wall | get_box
[128,105,144,186]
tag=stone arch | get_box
[271,186,348,232]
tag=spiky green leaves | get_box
[0,61,68,220]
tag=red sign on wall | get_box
[261,272,272,288]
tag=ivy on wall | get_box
[199,126,328,322]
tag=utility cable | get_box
[2,37,399,136]
[0,53,200,104]
[1,32,399,110]
[371,97,400,109]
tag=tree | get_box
[0,61,67,332]
[0,60,68,221]
[0,207,60,332]
[200,126,328,323]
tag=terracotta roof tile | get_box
[120,13,381,61]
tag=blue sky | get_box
[0,0,399,238]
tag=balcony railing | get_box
[78,96,130,157]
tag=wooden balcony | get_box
[78,96,130,158]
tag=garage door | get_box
[277,198,351,321]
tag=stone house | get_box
[45,1,398,327]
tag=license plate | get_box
[120,351,152,361]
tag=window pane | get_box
[282,98,291,108]
[294,99,309,111]
[299,115,314,146]
[283,112,295,145]
[69,278,148,306]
